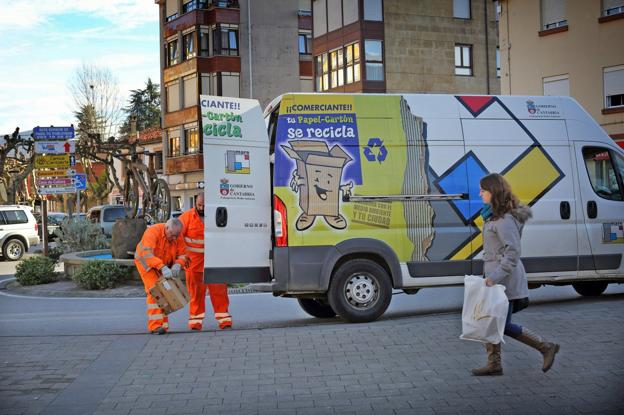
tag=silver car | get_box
[86,205,128,236]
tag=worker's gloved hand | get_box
[161,266,173,279]
[171,263,182,278]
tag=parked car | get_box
[0,205,40,261]
[44,212,68,240]
[86,205,128,236]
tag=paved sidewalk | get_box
[1,296,623,415]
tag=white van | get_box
[200,93,624,323]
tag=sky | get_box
[0,0,160,135]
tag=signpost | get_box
[74,173,87,215]
[33,126,76,255]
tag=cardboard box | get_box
[281,140,352,217]
[149,277,190,315]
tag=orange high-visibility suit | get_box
[179,208,231,330]
[134,223,187,333]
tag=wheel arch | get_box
[319,238,402,290]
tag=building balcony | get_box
[164,55,241,84]
[163,4,240,38]
[164,106,199,129]
[166,153,203,174]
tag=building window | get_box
[496,47,501,77]
[183,32,196,60]
[299,31,312,56]
[543,74,569,96]
[201,73,215,95]
[167,39,179,66]
[220,72,240,97]
[363,0,383,21]
[604,65,624,108]
[168,134,181,157]
[454,0,471,19]
[199,28,211,57]
[343,0,359,25]
[454,44,472,76]
[153,151,163,171]
[313,0,327,37]
[166,81,180,112]
[166,0,179,22]
[328,0,343,32]
[330,48,345,87]
[345,42,360,84]
[541,0,567,30]
[603,0,624,16]
[183,0,210,13]
[364,39,384,81]
[315,53,329,91]
[213,24,238,56]
[185,127,200,154]
[183,75,197,108]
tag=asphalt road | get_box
[2,256,623,336]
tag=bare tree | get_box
[0,127,35,204]
[68,63,123,140]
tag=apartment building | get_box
[312,0,500,94]
[498,0,624,146]
[155,0,312,210]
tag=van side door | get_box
[573,143,624,275]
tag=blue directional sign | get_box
[74,173,87,190]
[33,126,75,139]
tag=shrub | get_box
[47,246,64,262]
[15,256,58,286]
[56,217,109,254]
[72,260,130,290]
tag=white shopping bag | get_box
[460,275,509,344]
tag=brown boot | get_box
[509,327,560,372]
[471,343,503,376]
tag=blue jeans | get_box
[504,300,523,337]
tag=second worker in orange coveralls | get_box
[179,193,232,330]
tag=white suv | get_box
[0,205,40,261]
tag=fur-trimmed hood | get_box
[510,204,532,224]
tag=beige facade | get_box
[499,0,624,140]
[384,0,500,94]
[312,0,500,95]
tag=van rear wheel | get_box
[297,298,336,318]
[328,259,392,323]
[572,282,608,296]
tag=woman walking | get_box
[472,173,560,376]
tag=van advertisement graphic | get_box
[274,94,567,266]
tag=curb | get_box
[0,277,272,298]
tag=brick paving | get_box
[1,295,623,414]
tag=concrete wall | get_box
[384,0,500,94]
[500,0,624,136]
[240,0,302,109]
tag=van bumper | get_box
[272,246,338,294]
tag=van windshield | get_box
[103,207,127,222]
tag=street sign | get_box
[35,154,70,169]
[33,126,75,139]
[74,173,87,190]
[36,178,74,186]
[37,186,77,195]
[34,140,75,154]
[36,169,76,177]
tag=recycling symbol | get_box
[363,137,388,163]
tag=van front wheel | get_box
[297,298,337,318]
[328,259,392,323]
[572,281,608,296]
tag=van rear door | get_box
[201,96,272,283]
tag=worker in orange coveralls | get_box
[179,193,232,331]
[134,218,187,335]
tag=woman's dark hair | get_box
[480,173,519,219]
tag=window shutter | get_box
[313,0,327,37]
[184,76,197,108]
[543,76,569,96]
[166,0,179,18]
[541,0,566,27]
[604,67,624,97]
[343,0,359,25]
